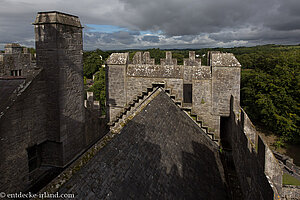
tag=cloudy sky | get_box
[0,0,300,50]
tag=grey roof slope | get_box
[0,78,26,114]
[0,69,42,118]
[58,91,228,199]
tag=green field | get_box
[283,173,300,186]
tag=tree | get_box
[88,67,106,114]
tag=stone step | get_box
[175,101,182,106]
[110,86,162,132]
[180,107,217,144]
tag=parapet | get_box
[84,91,101,111]
[160,51,177,65]
[130,51,200,66]
[106,53,129,65]
[184,51,201,66]
[5,43,21,49]
[33,11,82,28]
[5,43,23,54]
[107,51,241,68]
[132,52,155,65]
[209,51,241,67]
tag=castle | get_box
[106,50,240,142]
[0,11,299,199]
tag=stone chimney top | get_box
[33,11,82,28]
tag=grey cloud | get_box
[209,27,300,44]
[0,0,300,50]
[177,35,197,42]
[83,31,136,49]
[111,31,135,44]
[142,36,159,43]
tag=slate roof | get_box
[58,91,229,199]
[0,78,26,114]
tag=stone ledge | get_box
[33,11,82,28]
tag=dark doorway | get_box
[183,84,192,103]
[220,116,231,149]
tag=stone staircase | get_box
[108,83,165,133]
[108,82,218,144]
[179,106,218,143]
[163,88,218,144]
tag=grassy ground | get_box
[283,173,300,186]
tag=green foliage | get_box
[28,47,36,56]
[274,138,286,149]
[241,49,300,144]
[88,67,106,114]
[83,49,109,78]
[148,48,165,64]
[283,173,300,185]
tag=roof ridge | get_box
[0,69,42,119]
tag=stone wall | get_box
[106,51,241,140]
[221,96,282,199]
[282,185,300,200]
[0,44,34,77]
[84,109,107,146]
[84,91,108,146]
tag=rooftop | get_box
[0,78,26,115]
[56,91,228,199]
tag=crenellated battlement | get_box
[132,51,155,65]
[84,91,101,111]
[0,43,35,77]
[108,50,240,68]
[183,51,201,66]
[160,51,177,65]
[4,43,31,55]
[106,50,241,140]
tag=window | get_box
[27,145,41,172]
[10,70,22,76]
[183,84,192,103]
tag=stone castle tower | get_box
[106,51,241,141]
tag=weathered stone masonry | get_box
[0,43,35,77]
[221,97,283,200]
[1,10,295,199]
[106,51,241,141]
[0,11,106,193]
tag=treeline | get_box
[84,45,300,145]
[239,47,300,145]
